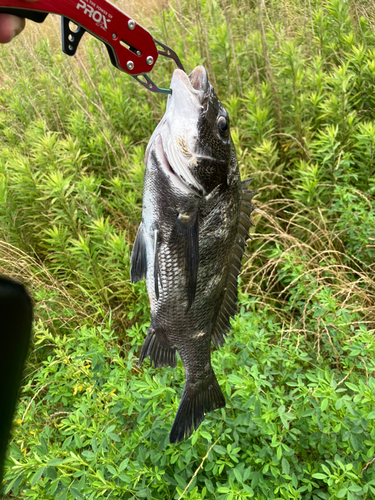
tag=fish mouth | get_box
[154,134,203,196]
[144,66,210,196]
[171,66,209,103]
[188,66,209,93]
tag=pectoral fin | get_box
[130,224,147,283]
[154,229,162,300]
[173,211,199,312]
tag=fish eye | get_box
[217,116,229,137]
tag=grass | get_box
[1,0,375,499]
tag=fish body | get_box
[131,66,256,443]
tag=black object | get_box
[0,8,47,23]
[0,277,32,485]
[61,16,86,57]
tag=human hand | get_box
[0,0,38,43]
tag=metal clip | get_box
[132,40,185,94]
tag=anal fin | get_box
[138,327,177,369]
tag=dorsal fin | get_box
[212,179,257,348]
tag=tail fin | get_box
[169,369,225,443]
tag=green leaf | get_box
[214,445,227,455]
[191,431,198,446]
[348,485,362,493]
[282,458,290,476]
[175,474,187,489]
[233,468,242,482]
[31,467,46,486]
[106,464,117,476]
[46,467,57,480]
[56,491,67,500]
[200,431,212,441]
[243,484,254,494]
[217,487,230,493]
[74,433,82,448]
[346,382,359,392]
[350,434,359,451]
[119,474,131,483]
[337,488,347,498]
[278,404,286,415]
[119,459,129,472]
[321,464,330,475]
[70,488,84,500]
[205,478,214,494]
[312,473,327,479]
[303,408,315,417]
[137,488,149,498]
[108,432,121,442]
[243,467,251,482]
[47,458,64,466]
[254,400,261,417]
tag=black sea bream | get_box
[131,66,256,443]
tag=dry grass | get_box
[0,241,95,334]
[242,176,375,357]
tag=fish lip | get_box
[154,133,204,196]
[172,66,210,103]
[188,66,209,93]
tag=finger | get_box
[0,1,39,44]
[0,14,26,43]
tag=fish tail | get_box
[138,327,177,368]
[169,368,225,443]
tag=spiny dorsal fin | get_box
[212,179,257,348]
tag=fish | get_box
[130,65,256,443]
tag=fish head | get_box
[146,66,236,196]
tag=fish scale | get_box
[131,65,256,443]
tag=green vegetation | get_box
[1,0,375,498]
